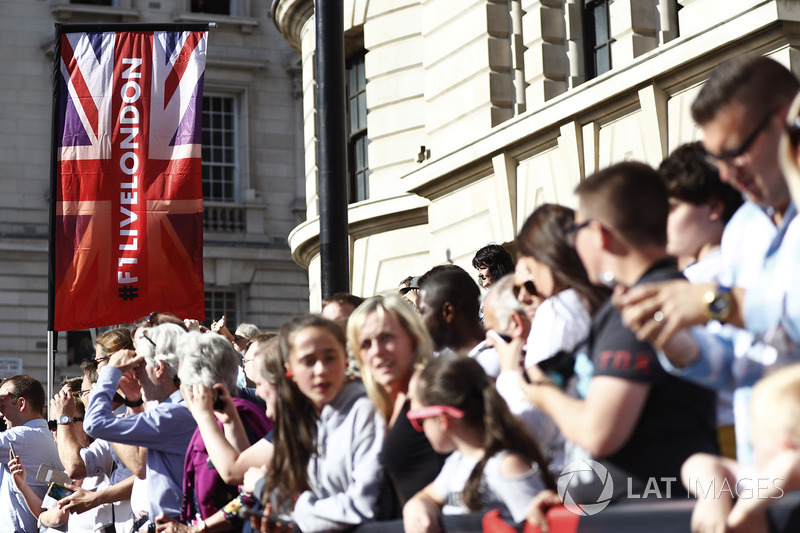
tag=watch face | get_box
[58,414,71,424]
[710,297,728,315]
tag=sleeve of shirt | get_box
[525,299,566,365]
[79,439,114,479]
[83,366,196,452]
[430,454,456,504]
[488,459,547,524]
[293,402,386,532]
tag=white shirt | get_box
[0,418,64,533]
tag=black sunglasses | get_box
[513,280,538,298]
[704,109,777,167]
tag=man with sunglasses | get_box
[0,375,64,533]
[616,55,800,466]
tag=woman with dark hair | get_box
[514,203,610,372]
[471,243,515,289]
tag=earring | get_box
[285,370,293,379]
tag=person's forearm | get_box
[111,442,147,478]
[57,426,87,479]
[660,329,702,368]
[19,483,43,517]
[531,385,593,450]
[38,507,68,528]
[194,411,244,484]
[221,415,250,454]
[726,287,746,329]
[95,474,135,505]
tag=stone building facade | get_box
[0,0,309,381]
[274,0,800,310]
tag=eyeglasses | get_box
[513,280,538,299]
[704,109,777,168]
[406,405,464,432]
[93,355,110,364]
[564,219,594,247]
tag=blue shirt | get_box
[83,366,197,521]
[661,201,800,465]
[0,418,64,533]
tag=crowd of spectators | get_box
[3,53,800,533]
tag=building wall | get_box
[277,0,800,311]
[0,0,309,381]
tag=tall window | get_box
[347,53,369,203]
[202,95,237,202]
[585,0,613,78]
[191,0,230,15]
[204,290,238,329]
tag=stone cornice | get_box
[271,0,314,53]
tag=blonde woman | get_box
[347,296,447,508]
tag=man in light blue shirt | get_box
[616,56,800,464]
[83,323,196,525]
[0,375,64,533]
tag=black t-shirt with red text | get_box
[578,259,718,503]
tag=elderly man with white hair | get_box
[483,274,564,472]
[83,323,196,527]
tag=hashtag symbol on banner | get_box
[118,285,139,301]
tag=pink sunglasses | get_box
[406,405,464,432]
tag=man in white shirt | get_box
[0,375,64,533]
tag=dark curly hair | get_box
[471,244,515,284]
[658,142,743,224]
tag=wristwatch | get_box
[703,285,733,321]
[57,414,73,425]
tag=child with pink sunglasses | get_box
[402,354,556,532]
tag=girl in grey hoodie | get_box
[251,315,386,532]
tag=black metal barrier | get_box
[354,491,800,532]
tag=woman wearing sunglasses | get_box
[403,354,555,532]
[513,203,610,373]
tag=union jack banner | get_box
[49,24,208,331]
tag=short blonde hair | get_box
[751,363,800,444]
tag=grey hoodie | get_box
[293,380,386,532]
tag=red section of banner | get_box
[53,30,206,331]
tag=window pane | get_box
[596,46,611,75]
[594,4,609,43]
[357,92,367,129]
[204,290,237,328]
[201,96,237,202]
[192,0,231,15]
